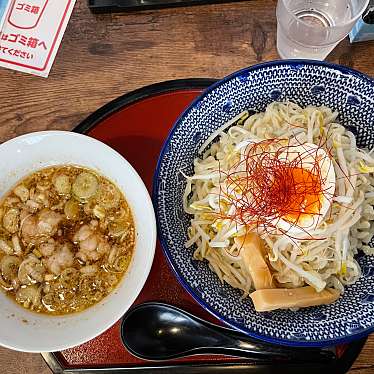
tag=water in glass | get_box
[277,0,355,60]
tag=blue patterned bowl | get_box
[153,60,374,347]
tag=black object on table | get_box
[88,0,247,12]
[121,302,336,363]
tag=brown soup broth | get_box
[0,165,135,315]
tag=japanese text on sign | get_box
[16,3,41,14]
[0,0,76,77]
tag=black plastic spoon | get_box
[121,302,335,362]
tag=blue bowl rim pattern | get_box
[152,59,374,347]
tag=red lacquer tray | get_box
[42,79,366,374]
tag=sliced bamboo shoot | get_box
[234,234,274,290]
[250,286,340,312]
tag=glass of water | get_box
[277,0,370,60]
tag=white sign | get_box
[0,0,76,77]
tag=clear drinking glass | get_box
[276,0,370,60]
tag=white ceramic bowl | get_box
[0,131,156,352]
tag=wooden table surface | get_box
[0,0,373,372]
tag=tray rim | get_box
[73,78,217,134]
[42,78,366,374]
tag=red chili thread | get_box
[214,138,336,240]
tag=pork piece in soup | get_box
[0,166,135,315]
